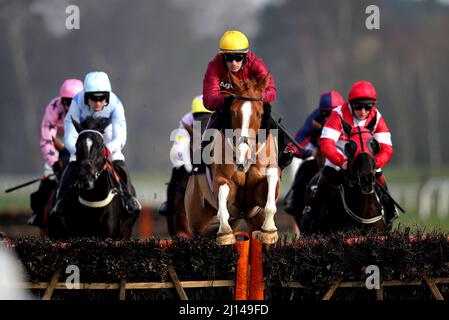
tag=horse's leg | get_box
[185,176,215,236]
[216,183,236,245]
[173,193,191,238]
[254,167,279,244]
[247,208,265,234]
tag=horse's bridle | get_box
[77,129,108,182]
[231,94,263,102]
[345,127,377,194]
[225,94,266,171]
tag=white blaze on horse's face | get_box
[86,137,93,158]
[236,101,252,171]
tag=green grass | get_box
[2,166,449,232]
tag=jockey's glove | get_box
[279,149,295,170]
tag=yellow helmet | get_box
[219,30,249,53]
[191,95,211,114]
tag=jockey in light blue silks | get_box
[52,71,141,216]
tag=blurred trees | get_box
[0,0,448,174]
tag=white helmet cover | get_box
[84,71,112,93]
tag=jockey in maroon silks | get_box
[191,30,277,175]
[303,80,398,227]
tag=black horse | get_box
[300,117,389,234]
[47,117,138,239]
[283,128,326,228]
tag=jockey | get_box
[52,71,141,216]
[159,95,212,216]
[191,30,277,175]
[283,90,343,215]
[303,80,398,226]
[28,79,83,227]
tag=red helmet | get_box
[348,81,377,101]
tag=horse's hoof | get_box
[254,229,278,245]
[217,232,236,245]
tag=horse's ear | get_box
[71,117,83,133]
[340,116,352,136]
[256,74,271,92]
[228,71,244,92]
[366,116,377,133]
[344,141,357,160]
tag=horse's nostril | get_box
[237,164,244,171]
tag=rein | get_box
[337,185,383,224]
[231,95,263,102]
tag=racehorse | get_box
[185,73,281,245]
[300,116,388,234]
[47,117,138,239]
[283,121,326,228]
[165,113,210,238]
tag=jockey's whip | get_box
[4,174,55,193]
[375,180,406,213]
[271,115,303,151]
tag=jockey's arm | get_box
[290,109,320,156]
[373,115,393,168]
[106,97,127,155]
[40,99,59,166]
[203,61,225,111]
[64,100,81,158]
[320,112,346,168]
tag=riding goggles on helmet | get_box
[320,109,332,118]
[352,102,375,111]
[223,53,246,62]
[61,97,72,107]
[87,92,109,102]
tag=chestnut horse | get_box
[185,73,281,245]
[300,116,388,234]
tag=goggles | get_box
[352,102,375,111]
[223,53,246,62]
[61,97,72,107]
[88,93,108,102]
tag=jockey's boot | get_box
[29,177,57,227]
[376,172,399,227]
[50,162,77,217]
[191,103,229,176]
[113,160,142,214]
[159,167,185,216]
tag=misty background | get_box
[1,0,448,176]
